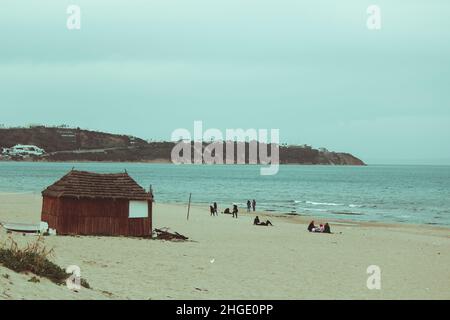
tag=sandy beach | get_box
[0,193,449,300]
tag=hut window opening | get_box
[129,201,148,218]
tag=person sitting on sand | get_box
[223,208,230,214]
[254,216,273,226]
[323,223,331,233]
[308,220,316,232]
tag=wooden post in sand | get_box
[187,193,192,220]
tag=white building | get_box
[2,144,46,157]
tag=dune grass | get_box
[0,236,90,288]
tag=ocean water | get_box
[0,162,449,226]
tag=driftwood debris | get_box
[153,228,189,241]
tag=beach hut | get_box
[41,170,153,236]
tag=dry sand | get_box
[0,193,449,300]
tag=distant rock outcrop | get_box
[0,126,365,165]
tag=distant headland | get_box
[0,126,365,165]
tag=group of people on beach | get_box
[209,201,332,232]
[307,221,331,233]
[209,200,275,227]
[214,204,239,218]
[246,199,256,212]
[210,199,257,219]
[210,203,237,217]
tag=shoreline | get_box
[155,201,450,232]
[0,191,449,230]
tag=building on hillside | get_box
[2,144,45,156]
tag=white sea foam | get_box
[305,201,343,206]
[297,207,328,212]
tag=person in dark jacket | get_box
[307,221,316,232]
[213,202,218,216]
[232,204,238,218]
[254,216,273,226]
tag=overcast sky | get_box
[0,0,449,164]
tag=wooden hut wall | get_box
[41,197,151,236]
[41,196,60,231]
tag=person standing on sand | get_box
[210,205,215,217]
[213,202,218,216]
[252,199,256,212]
[247,200,251,212]
[232,204,238,218]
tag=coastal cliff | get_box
[0,126,365,165]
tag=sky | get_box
[0,0,449,165]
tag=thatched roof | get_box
[42,170,152,200]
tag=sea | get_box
[0,162,449,226]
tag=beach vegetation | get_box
[0,236,90,288]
